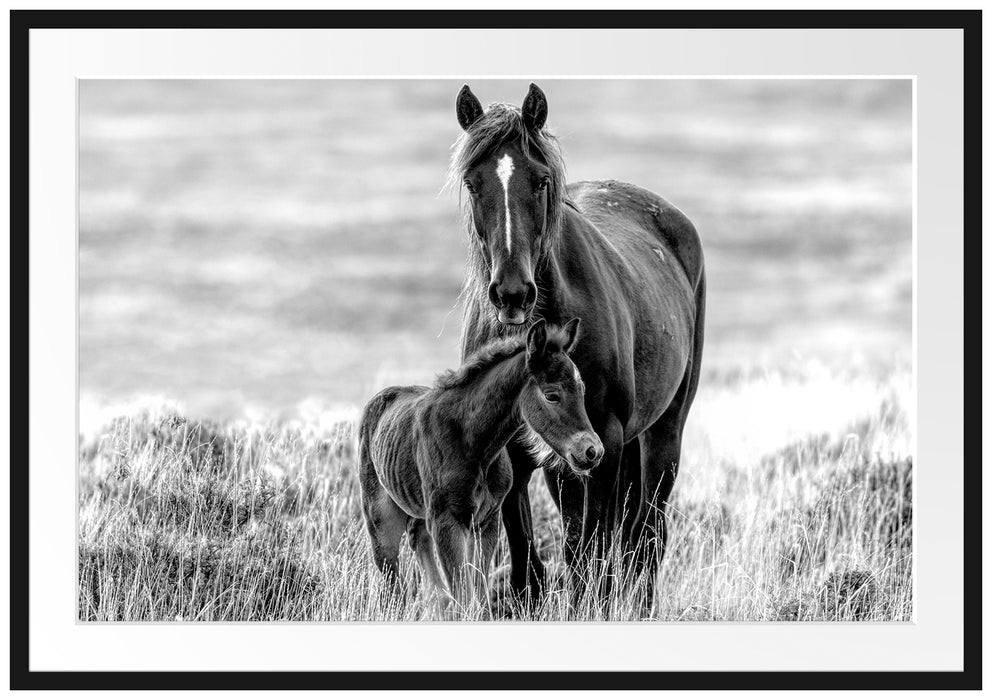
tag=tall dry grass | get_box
[78,363,912,622]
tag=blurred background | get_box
[78,79,912,423]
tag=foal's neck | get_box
[455,351,530,463]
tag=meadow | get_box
[78,79,913,621]
[78,360,912,621]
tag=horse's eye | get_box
[536,177,550,192]
[464,179,477,195]
[543,391,560,404]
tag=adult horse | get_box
[450,83,705,602]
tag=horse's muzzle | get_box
[497,307,528,325]
[489,277,537,326]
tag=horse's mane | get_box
[434,323,572,391]
[445,102,569,321]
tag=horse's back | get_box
[568,179,704,290]
[359,386,419,451]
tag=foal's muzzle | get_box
[568,433,605,474]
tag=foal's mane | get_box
[434,324,572,391]
[445,102,569,299]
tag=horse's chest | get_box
[473,456,513,521]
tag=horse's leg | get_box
[615,436,643,545]
[478,514,500,583]
[501,442,545,600]
[544,470,615,614]
[408,520,448,614]
[476,514,501,618]
[582,414,626,553]
[466,524,486,608]
[429,508,474,615]
[545,414,625,609]
[360,483,408,597]
[542,469,584,597]
[628,421,682,611]
[630,283,705,612]
[358,423,409,600]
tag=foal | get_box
[358,318,603,611]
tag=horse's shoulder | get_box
[412,394,464,446]
[569,179,704,289]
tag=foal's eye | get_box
[543,391,561,404]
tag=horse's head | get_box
[453,83,565,326]
[519,318,603,474]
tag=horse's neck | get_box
[455,352,528,461]
[533,210,588,322]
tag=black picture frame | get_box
[9,8,981,691]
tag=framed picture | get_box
[10,6,980,692]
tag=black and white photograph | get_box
[12,7,983,689]
[77,77,914,623]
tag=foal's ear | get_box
[526,318,549,359]
[522,82,548,132]
[562,317,581,355]
[456,84,484,131]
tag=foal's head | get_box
[451,83,567,326]
[520,318,603,474]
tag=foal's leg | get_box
[471,522,498,608]
[358,427,409,598]
[428,508,474,615]
[360,485,409,594]
[502,442,545,599]
[466,526,480,590]
[477,514,501,585]
[472,514,502,617]
[408,520,448,614]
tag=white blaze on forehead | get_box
[496,154,515,253]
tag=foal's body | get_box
[358,320,600,607]
[359,377,516,602]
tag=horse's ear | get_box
[522,82,548,132]
[562,318,581,355]
[456,84,484,131]
[526,318,549,359]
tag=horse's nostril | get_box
[487,281,501,307]
[524,281,537,308]
[586,445,600,462]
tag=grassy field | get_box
[78,359,913,621]
[78,79,913,621]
